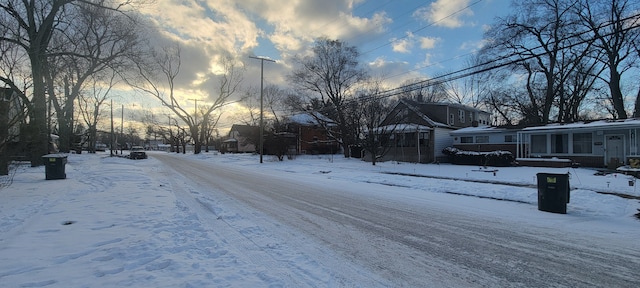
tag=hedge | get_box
[442,147,514,167]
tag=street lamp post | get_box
[249,56,275,163]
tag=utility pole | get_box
[249,56,275,163]
[188,98,199,126]
[120,104,124,154]
[110,100,114,157]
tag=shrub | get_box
[443,147,514,167]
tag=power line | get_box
[303,12,640,114]
[379,16,640,99]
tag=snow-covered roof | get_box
[371,124,433,133]
[288,112,335,126]
[450,126,517,135]
[522,119,640,132]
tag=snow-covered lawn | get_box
[1,151,638,287]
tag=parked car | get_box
[95,143,107,152]
[129,146,147,159]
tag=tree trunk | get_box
[609,69,627,119]
[0,92,8,175]
[28,57,50,166]
[191,126,201,154]
[634,86,640,118]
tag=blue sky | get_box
[134,0,511,130]
[247,0,510,82]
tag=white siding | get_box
[434,127,454,157]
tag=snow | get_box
[287,112,335,125]
[521,118,640,131]
[1,151,639,287]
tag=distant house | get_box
[283,112,340,155]
[375,99,491,163]
[223,124,259,153]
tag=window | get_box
[504,135,515,143]
[460,136,473,143]
[476,136,489,143]
[449,113,455,125]
[395,133,416,147]
[531,134,547,153]
[419,132,429,146]
[404,133,416,147]
[573,133,592,154]
[458,110,465,123]
[551,134,568,153]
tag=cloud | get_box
[459,39,488,52]
[419,36,439,49]
[367,57,427,87]
[137,0,393,85]
[238,1,391,54]
[391,36,413,54]
[414,0,474,28]
[391,34,439,54]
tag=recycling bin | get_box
[536,173,570,214]
[42,154,67,180]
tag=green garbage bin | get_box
[536,173,570,214]
[42,154,67,180]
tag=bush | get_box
[443,147,514,167]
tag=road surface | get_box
[154,153,640,287]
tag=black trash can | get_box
[42,154,67,180]
[536,173,570,214]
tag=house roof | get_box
[287,112,336,126]
[398,99,451,128]
[521,118,640,132]
[450,126,519,135]
[372,124,433,133]
[414,101,490,114]
[229,124,259,136]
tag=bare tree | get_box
[0,0,136,166]
[576,0,640,119]
[482,0,583,124]
[633,41,640,117]
[0,37,30,173]
[77,71,117,153]
[398,78,449,103]
[289,38,368,157]
[445,55,496,108]
[129,45,242,154]
[354,81,394,165]
[241,84,288,128]
[45,2,142,153]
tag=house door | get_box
[605,135,624,167]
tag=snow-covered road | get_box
[2,151,639,287]
[155,153,640,287]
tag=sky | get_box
[1,152,639,286]
[122,0,511,134]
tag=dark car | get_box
[129,146,147,159]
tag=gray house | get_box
[517,119,640,168]
[375,99,491,163]
[450,119,640,168]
